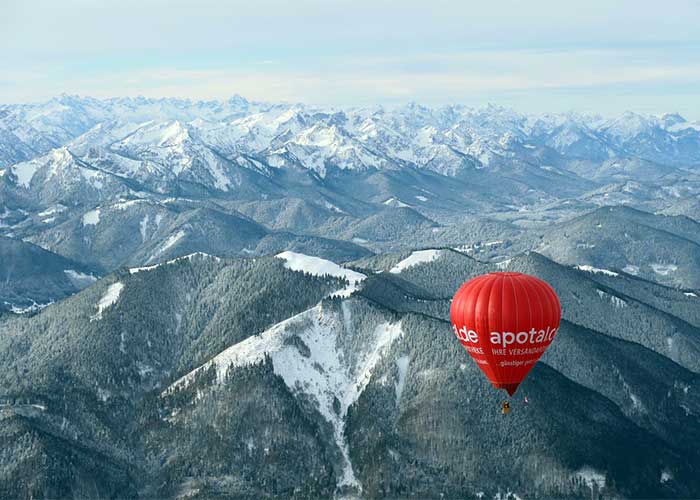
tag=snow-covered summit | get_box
[3,94,700,194]
[275,251,366,297]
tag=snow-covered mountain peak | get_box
[270,107,307,128]
[601,111,658,142]
[226,94,250,107]
[659,112,686,129]
[156,121,191,147]
[8,146,89,188]
[294,122,344,148]
[50,145,73,163]
[116,120,191,149]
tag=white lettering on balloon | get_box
[452,324,557,350]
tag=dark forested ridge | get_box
[1,246,699,499]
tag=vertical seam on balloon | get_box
[478,275,498,385]
[472,275,493,382]
[515,275,533,386]
[508,274,517,388]
[501,274,506,388]
[511,275,528,387]
[500,275,508,387]
[505,275,514,387]
[491,274,504,387]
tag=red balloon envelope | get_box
[450,272,561,396]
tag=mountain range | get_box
[1,95,700,499]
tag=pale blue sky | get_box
[2,0,700,118]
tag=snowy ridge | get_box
[575,265,619,277]
[275,251,366,297]
[390,249,442,273]
[129,252,220,274]
[168,300,403,493]
[383,197,410,208]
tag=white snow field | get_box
[390,249,442,274]
[276,251,367,297]
[169,300,403,492]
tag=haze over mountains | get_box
[1,95,700,499]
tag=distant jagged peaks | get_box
[1,94,699,280]
[1,95,698,179]
[660,112,687,128]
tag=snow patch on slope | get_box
[64,269,98,287]
[573,467,606,490]
[82,209,101,226]
[596,289,626,308]
[395,355,410,405]
[169,302,403,493]
[495,258,512,270]
[38,205,66,217]
[652,263,678,276]
[623,264,639,275]
[390,249,442,273]
[91,282,124,321]
[11,161,40,187]
[661,469,673,484]
[112,199,147,210]
[139,215,150,242]
[276,251,366,297]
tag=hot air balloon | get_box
[450,272,561,397]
